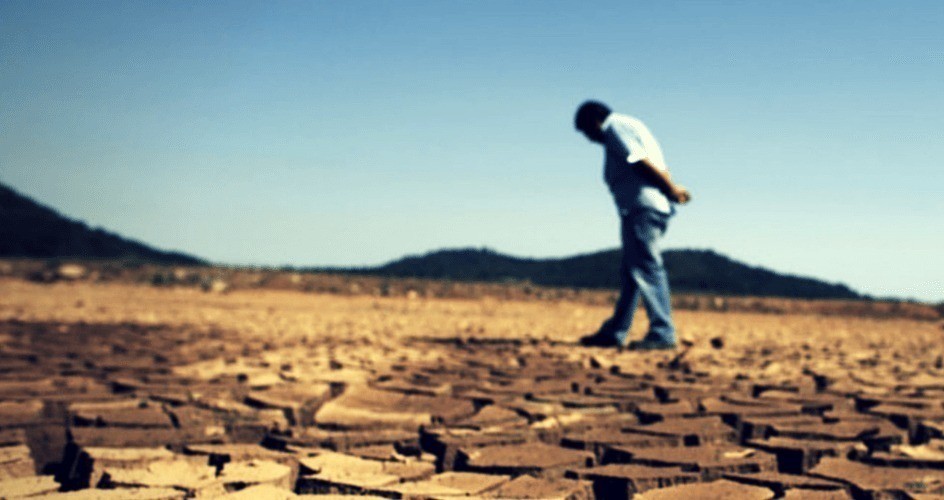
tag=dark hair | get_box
[574,100,611,132]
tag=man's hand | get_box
[635,158,692,206]
[670,185,692,204]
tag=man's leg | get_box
[582,215,642,347]
[627,209,676,345]
[601,220,643,346]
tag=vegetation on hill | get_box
[0,183,204,265]
[346,247,862,300]
[2,181,864,300]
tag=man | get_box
[574,100,691,350]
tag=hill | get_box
[0,181,862,300]
[351,247,862,300]
[0,182,204,264]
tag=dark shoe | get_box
[628,339,677,351]
[578,333,625,348]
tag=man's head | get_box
[574,100,611,144]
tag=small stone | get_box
[724,471,847,495]
[219,460,294,491]
[605,445,777,480]
[29,487,186,499]
[810,457,944,496]
[245,383,331,426]
[202,279,229,293]
[566,464,699,497]
[100,459,222,497]
[0,445,36,480]
[56,264,87,280]
[634,479,774,499]
[484,475,592,499]
[0,475,60,498]
[218,484,297,499]
[314,386,475,430]
[184,443,300,487]
[297,452,434,494]
[59,445,176,489]
[382,471,510,497]
[457,442,595,478]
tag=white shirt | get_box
[601,113,672,215]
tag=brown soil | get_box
[2,258,940,321]
[1,277,944,498]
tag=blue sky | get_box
[1,1,942,301]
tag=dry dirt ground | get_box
[1,278,943,499]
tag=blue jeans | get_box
[603,208,676,345]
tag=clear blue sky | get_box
[2,1,942,301]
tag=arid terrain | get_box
[1,270,944,499]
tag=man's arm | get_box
[608,117,691,204]
[634,157,692,204]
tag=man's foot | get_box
[628,338,677,351]
[578,332,626,348]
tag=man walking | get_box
[574,101,691,350]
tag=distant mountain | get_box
[0,181,863,300]
[351,247,862,300]
[0,182,204,264]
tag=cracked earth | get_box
[1,278,943,499]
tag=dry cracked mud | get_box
[1,278,943,499]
